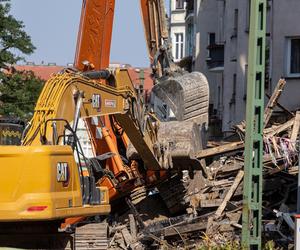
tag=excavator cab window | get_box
[41,117,102,205]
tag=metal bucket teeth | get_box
[152,72,209,125]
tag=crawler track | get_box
[74,223,108,250]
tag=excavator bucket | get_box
[157,120,204,171]
[152,71,209,126]
[126,120,204,171]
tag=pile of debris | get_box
[108,79,298,249]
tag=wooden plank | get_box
[235,123,246,134]
[163,220,207,237]
[218,161,243,174]
[264,78,286,128]
[290,111,300,141]
[121,228,134,246]
[288,166,298,175]
[201,199,223,208]
[211,179,233,187]
[215,170,244,218]
[195,141,244,159]
[264,117,295,137]
[265,93,294,117]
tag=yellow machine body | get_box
[0,68,160,224]
[0,145,110,222]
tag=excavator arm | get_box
[73,0,209,126]
[74,0,115,71]
[22,68,200,172]
[74,0,172,75]
[140,0,209,126]
[140,0,176,77]
[22,69,162,171]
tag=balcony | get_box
[185,0,194,19]
[206,44,224,71]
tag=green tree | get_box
[0,1,35,68]
[0,1,43,120]
[0,71,43,120]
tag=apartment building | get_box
[169,0,187,62]
[186,0,300,133]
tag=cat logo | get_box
[92,94,101,110]
[57,162,69,183]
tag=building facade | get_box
[189,0,300,133]
[169,0,187,62]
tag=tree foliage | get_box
[0,1,35,68]
[0,1,43,120]
[0,70,44,120]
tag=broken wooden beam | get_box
[265,93,294,118]
[200,199,223,208]
[162,220,207,237]
[195,141,244,160]
[290,111,300,142]
[264,78,286,128]
[264,117,295,137]
[215,170,244,218]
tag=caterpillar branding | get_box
[92,94,101,109]
[57,162,69,184]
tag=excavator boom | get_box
[140,0,170,67]
[74,0,115,71]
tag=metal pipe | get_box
[83,70,111,80]
[72,91,84,133]
[52,121,58,145]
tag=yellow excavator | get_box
[0,0,209,249]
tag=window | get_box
[209,33,216,45]
[287,38,300,77]
[207,33,216,58]
[231,74,237,105]
[176,0,184,9]
[186,22,194,56]
[233,9,238,37]
[206,32,224,70]
[175,33,184,60]
[245,0,251,32]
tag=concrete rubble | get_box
[106,78,298,249]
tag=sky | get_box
[9,0,169,68]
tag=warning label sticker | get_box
[105,99,117,108]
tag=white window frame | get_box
[286,37,300,78]
[174,33,184,60]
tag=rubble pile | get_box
[108,79,298,249]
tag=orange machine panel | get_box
[74,0,115,71]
